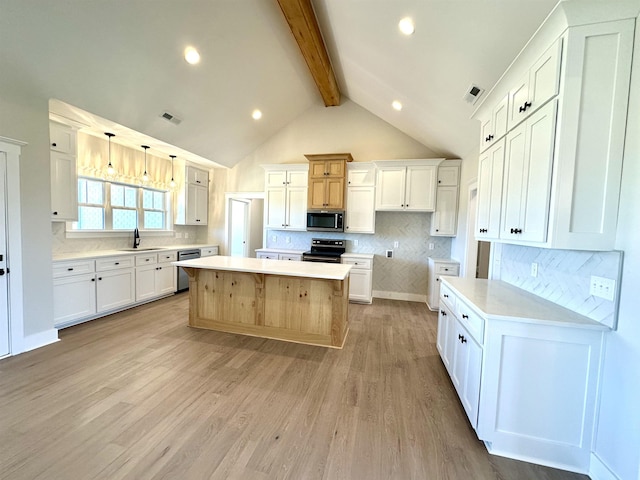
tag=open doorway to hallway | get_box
[225,193,264,258]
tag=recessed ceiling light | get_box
[184,47,200,65]
[392,100,403,111]
[252,109,263,120]
[398,17,415,35]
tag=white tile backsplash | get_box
[498,244,622,328]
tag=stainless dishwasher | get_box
[177,249,201,292]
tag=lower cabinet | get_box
[135,251,177,302]
[341,254,373,303]
[255,249,305,261]
[426,257,459,311]
[53,272,97,325]
[96,268,135,313]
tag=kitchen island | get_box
[173,256,351,348]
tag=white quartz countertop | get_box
[442,277,608,330]
[174,255,352,280]
[53,244,219,262]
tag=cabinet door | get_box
[265,187,286,229]
[287,170,308,187]
[186,166,208,186]
[437,166,459,187]
[97,268,135,313]
[346,186,375,233]
[49,122,76,155]
[405,165,437,211]
[309,160,327,178]
[266,170,287,188]
[326,160,345,177]
[347,165,376,186]
[477,139,505,240]
[436,306,452,373]
[325,177,344,209]
[479,115,493,152]
[156,265,176,295]
[501,101,556,242]
[286,186,308,230]
[459,325,482,428]
[308,178,327,209]
[528,38,562,114]
[135,264,158,302]
[53,274,96,326]
[187,184,208,224]
[508,73,530,128]
[431,186,458,236]
[50,151,78,221]
[492,94,509,141]
[375,167,406,210]
[347,269,371,303]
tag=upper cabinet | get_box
[431,160,461,237]
[345,162,375,234]
[472,12,634,251]
[374,159,444,211]
[478,95,508,153]
[175,165,209,225]
[50,120,78,221]
[263,164,308,231]
[305,153,352,210]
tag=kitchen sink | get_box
[118,247,165,252]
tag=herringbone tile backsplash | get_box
[267,211,452,296]
[498,244,622,327]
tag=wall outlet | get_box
[386,249,393,258]
[590,276,616,301]
[428,243,434,250]
[393,241,399,248]
[285,236,291,244]
[175,232,182,239]
[531,262,538,277]
[272,235,277,242]
[353,239,359,247]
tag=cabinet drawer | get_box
[456,299,484,345]
[279,254,302,261]
[158,251,177,263]
[342,258,372,270]
[200,246,218,257]
[96,256,135,271]
[257,253,278,260]
[134,254,157,266]
[53,259,95,278]
[440,282,456,313]
[435,263,459,275]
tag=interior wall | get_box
[450,146,479,274]
[592,13,640,480]
[0,93,54,338]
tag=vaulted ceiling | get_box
[0,0,559,167]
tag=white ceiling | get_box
[0,0,559,167]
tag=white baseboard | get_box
[20,328,59,354]
[589,453,619,480]
[372,290,427,303]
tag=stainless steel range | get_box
[302,238,345,263]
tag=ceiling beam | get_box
[276,0,341,107]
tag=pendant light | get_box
[141,145,150,184]
[104,132,116,178]
[169,155,176,188]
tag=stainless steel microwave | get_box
[306,211,344,232]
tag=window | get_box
[71,177,170,231]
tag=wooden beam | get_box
[277,0,341,107]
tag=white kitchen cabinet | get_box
[430,160,461,237]
[199,245,219,257]
[473,16,633,250]
[95,258,135,313]
[374,159,443,211]
[478,94,508,152]
[175,165,209,226]
[476,139,505,241]
[500,100,556,243]
[426,257,459,311]
[437,277,607,473]
[136,251,177,302]
[346,186,375,234]
[347,162,376,187]
[263,165,308,231]
[49,121,78,221]
[341,254,373,303]
[53,272,97,326]
[255,249,305,261]
[508,38,562,129]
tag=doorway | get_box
[225,192,264,258]
[0,152,8,357]
[464,181,491,279]
[229,198,250,257]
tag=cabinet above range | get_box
[305,153,352,210]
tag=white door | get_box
[229,198,249,257]
[0,153,8,357]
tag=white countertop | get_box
[174,255,352,280]
[53,244,219,262]
[442,277,608,330]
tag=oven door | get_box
[302,254,342,264]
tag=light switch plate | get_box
[590,275,616,301]
[531,262,538,277]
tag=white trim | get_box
[589,453,620,480]
[372,290,427,303]
[463,180,478,278]
[21,329,59,353]
[0,138,25,357]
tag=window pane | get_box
[113,208,137,230]
[143,190,153,209]
[86,180,103,204]
[153,191,164,209]
[78,179,87,203]
[124,187,136,208]
[144,211,164,229]
[111,184,124,207]
[77,206,104,229]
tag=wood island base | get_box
[182,267,350,348]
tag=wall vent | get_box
[462,84,484,105]
[160,111,182,125]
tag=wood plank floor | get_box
[0,295,588,480]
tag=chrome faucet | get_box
[133,228,140,249]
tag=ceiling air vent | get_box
[160,111,182,125]
[462,84,484,105]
